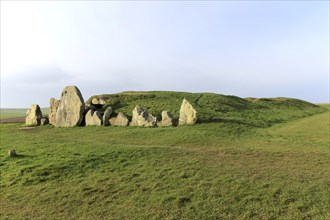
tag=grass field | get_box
[0,105,329,219]
[0,108,49,119]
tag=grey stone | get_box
[130,106,157,127]
[85,109,103,126]
[8,149,16,157]
[92,97,106,105]
[103,106,112,126]
[55,86,85,127]
[25,104,42,126]
[161,111,174,127]
[113,112,129,126]
[179,98,197,125]
[109,117,117,126]
[49,98,60,125]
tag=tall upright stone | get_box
[130,106,157,127]
[179,98,197,125]
[55,86,85,127]
[161,111,174,127]
[26,104,42,126]
[113,112,129,126]
[85,109,103,126]
[49,98,60,125]
[103,106,112,126]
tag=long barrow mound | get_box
[86,91,326,128]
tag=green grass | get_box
[0,108,329,219]
[0,108,49,119]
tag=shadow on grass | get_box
[8,154,33,159]
[198,118,268,128]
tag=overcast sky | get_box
[1,1,329,108]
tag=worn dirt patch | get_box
[0,117,25,124]
[18,127,36,130]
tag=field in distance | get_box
[0,108,49,123]
[0,108,49,119]
[0,100,329,219]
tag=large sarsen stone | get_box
[161,111,174,127]
[102,106,112,126]
[26,104,42,126]
[179,98,197,125]
[49,98,60,125]
[113,112,129,126]
[55,86,85,127]
[130,106,157,127]
[85,109,103,126]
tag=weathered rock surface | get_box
[84,105,97,114]
[92,97,107,105]
[103,106,112,126]
[179,98,197,125]
[49,98,60,125]
[26,104,42,126]
[85,109,103,126]
[109,117,117,126]
[55,86,85,127]
[130,106,157,127]
[161,111,174,127]
[113,112,129,126]
[40,117,49,125]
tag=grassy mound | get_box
[86,91,325,127]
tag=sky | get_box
[1,1,329,108]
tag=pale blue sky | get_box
[1,1,329,108]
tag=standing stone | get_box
[8,149,17,157]
[130,106,157,127]
[113,112,129,126]
[109,117,117,126]
[130,106,144,126]
[26,104,42,126]
[85,109,94,125]
[103,106,112,126]
[55,86,85,127]
[40,117,49,125]
[161,111,174,127]
[49,98,60,125]
[85,109,103,126]
[179,98,197,125]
